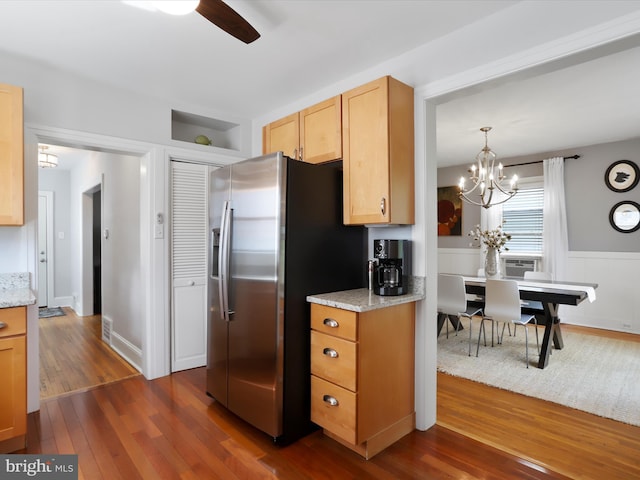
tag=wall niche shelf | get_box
[171,109,243,153]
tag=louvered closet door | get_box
[170,161,213,372]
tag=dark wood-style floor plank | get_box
[21,368,573,479]
[26,312,639,479]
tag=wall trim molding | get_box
[110,330,143,374]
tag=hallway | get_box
[39,307,140,399]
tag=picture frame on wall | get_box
[609,201,640,233]
[437,186,462,236]
[604,160,639,192]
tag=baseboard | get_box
[110,330,143,373]
[53,296,73,307]
[323,412,415,460]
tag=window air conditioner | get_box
[504,258,537,278]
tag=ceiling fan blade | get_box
[196,0,260,44]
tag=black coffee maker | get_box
[372,239,410,296]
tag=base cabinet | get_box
[0,307,27,453]
[310,302,415,459]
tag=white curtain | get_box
[543,157,569,281]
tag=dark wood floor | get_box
[25,317,640,479]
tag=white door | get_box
[37,192,54,308]
[170,161,213,372]
[38,194,48,307]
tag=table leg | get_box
[550,304,564,349]
[537,302,562,369]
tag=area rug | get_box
[437,319,640,427]
[38,307,66,318]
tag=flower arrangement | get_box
[468,223,511,252]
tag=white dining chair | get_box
[437,274,483,356]
[477,279,540,367]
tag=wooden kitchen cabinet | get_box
[0,306,27,453]
[0,83,24,226]
[310,302,415,459]
[342,76,414,225]
[263,95,342,164]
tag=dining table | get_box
[439,275,598,369]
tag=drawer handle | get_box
[323,395,339,407]
[0,321,6,329]
[323,318,339,328]
[323,348,339,358]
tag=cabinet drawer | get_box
[311,331,357,391]
[311,375,356,444]
[310,304,357,341]
[0,307,26,338]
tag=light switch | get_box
[58,231,65,239]
[154,224,164,239]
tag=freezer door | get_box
[226,153,285,438]
[206,165,232,406]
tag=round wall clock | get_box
[604,160,639,192]
[609,201,640,233]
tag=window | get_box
[502,182,544,254]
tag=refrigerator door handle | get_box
[219,200,232,322]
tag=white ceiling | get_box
[2,1,640,168]
[436,42,640,167]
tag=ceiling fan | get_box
[195,0,260,44]
[141,1,260,44]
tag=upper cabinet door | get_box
[342,76,414,225]
[263,112,300,160]
[263,96,341,164]
[300,95,342,164]
[0,83,24,226]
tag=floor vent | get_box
[102,317,112,344]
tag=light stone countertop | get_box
[307,276,425,313]
[0,272,37,308]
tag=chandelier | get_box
[38,145,58,168]
[458,127,518,209]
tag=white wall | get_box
[66,150,143,367]
[0,50,250,157]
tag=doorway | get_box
[36,144,145,399]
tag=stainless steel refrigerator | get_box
[206,152,365,444]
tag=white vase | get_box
[485,247,501,279]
